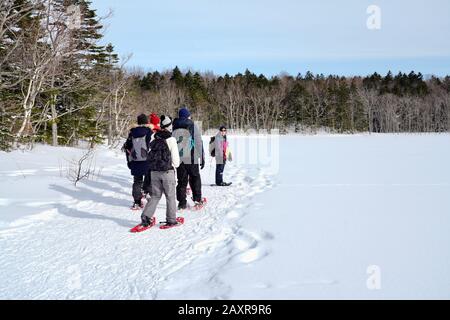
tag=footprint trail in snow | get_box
[0,146,275,299]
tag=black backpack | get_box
[148,135,172,171]
[209,136,216,157]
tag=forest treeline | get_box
[1,0,449,151]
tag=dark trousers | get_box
[177,163,202,205]
[143,171,151,194]
[132,176,144,204]
[215,163,226,185]
[132,172,151,204]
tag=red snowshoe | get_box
[191,198,208,211]
[130,217,156,233]
[130,202,145,211]
[159,217,185,230]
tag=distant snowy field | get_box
[0,134,449,299]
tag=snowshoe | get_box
[130,217,156,233]
[159,217,185,230]
[218,182,232,187]
[130,202,144,211]
[191,198,207,211]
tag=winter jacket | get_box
[214,133,232,164]
[172,117,205,166]
[124,125,153,176]
[150,130,180,169]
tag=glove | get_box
[200,158,205,170]
[226,149,232,162]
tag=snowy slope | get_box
[1,134,450,299]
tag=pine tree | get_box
[0,0,38,149]
[170,66,184,87]
[380,71,393,95]
[38,0,118,146]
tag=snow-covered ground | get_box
[1,134,449,299]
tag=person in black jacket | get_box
[172,107,205,210]
[123,114,153,210]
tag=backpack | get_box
[209,136,216,157]
[173,128,195,159]
[129,136,149,162]
[148,135,172,171]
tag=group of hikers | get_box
[123,106,232,231]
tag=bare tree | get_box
[13,1,66,142]
[44,0,82,146]
[357,88,378,133]
[66,148,97,186]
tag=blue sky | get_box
[91,0,450,76]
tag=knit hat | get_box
[149,113,160,126]
[219,126,227,131]
[137,114,148,125]
[178,107,191,119]
[160,115,172,128]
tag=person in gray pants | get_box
[141,116,181,227]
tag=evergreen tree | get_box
[37,0,118,146]
[170,66,184,87]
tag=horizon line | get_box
[124,66,449,79]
